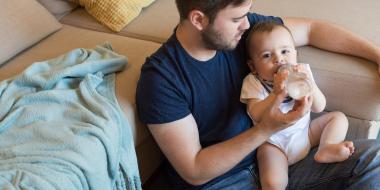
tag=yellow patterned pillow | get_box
[71,0,155,32]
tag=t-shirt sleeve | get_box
[240,74,267,104]
[136,58,191,125]
[247,12,283,26]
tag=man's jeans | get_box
[202,140,380,190]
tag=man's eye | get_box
[262,54,270,58]
[282,50,290,54]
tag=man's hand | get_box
[258,88,313,136]
[292,95,313,114]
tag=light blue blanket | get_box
[0,44,141,190]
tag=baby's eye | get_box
[262,53,271,59]
[281,49,290,54]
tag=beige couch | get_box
[1,0,379,187]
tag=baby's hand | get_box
[294,64,315,83]
[273,70,288,95]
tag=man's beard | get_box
[201,25,240,51]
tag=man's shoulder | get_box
[140,34,185,85]
[147,35,180,64]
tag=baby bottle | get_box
[277,63,313,100]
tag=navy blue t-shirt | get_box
[136,13,283,189]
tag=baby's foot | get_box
[314,141,355,163]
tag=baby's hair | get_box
[246,21,294,59]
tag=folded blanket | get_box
[0,44,141,190]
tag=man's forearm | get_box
[309,20,380,63]
[148,114,273,186]
[285,18,380,65]
[188,124,270,185]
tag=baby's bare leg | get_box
[308,111,354,163]
[257,143,288,190]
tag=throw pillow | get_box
[71,0,155,32]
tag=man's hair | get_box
[175,0,247,23]
[246,21,294,58]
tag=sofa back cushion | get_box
[37,0,78,20]
[0,0,62,66]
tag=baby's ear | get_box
[247,59,256,73]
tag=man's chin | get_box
[217,46,236,51]
[225,41,239,50]
[206,40,239,51]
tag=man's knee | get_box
[352,139,380,174]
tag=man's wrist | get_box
[251,122,272,140]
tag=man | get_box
[136,0,380,189]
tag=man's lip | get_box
[236,31,245,38]
[236,33,244,40]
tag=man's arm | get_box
[148,93,312,186]
[283,17,380,73]
[148,114,269,185]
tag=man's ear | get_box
[247,59,257,74]
[188,10,208,31]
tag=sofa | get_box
[1,0,379,188]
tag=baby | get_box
[240,22,355,190]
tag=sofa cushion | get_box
[252,0,380,121]
[0,0,62,65]
[37,0,78,20]
[70,0,156,32]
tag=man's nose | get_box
[240,16,250,30]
